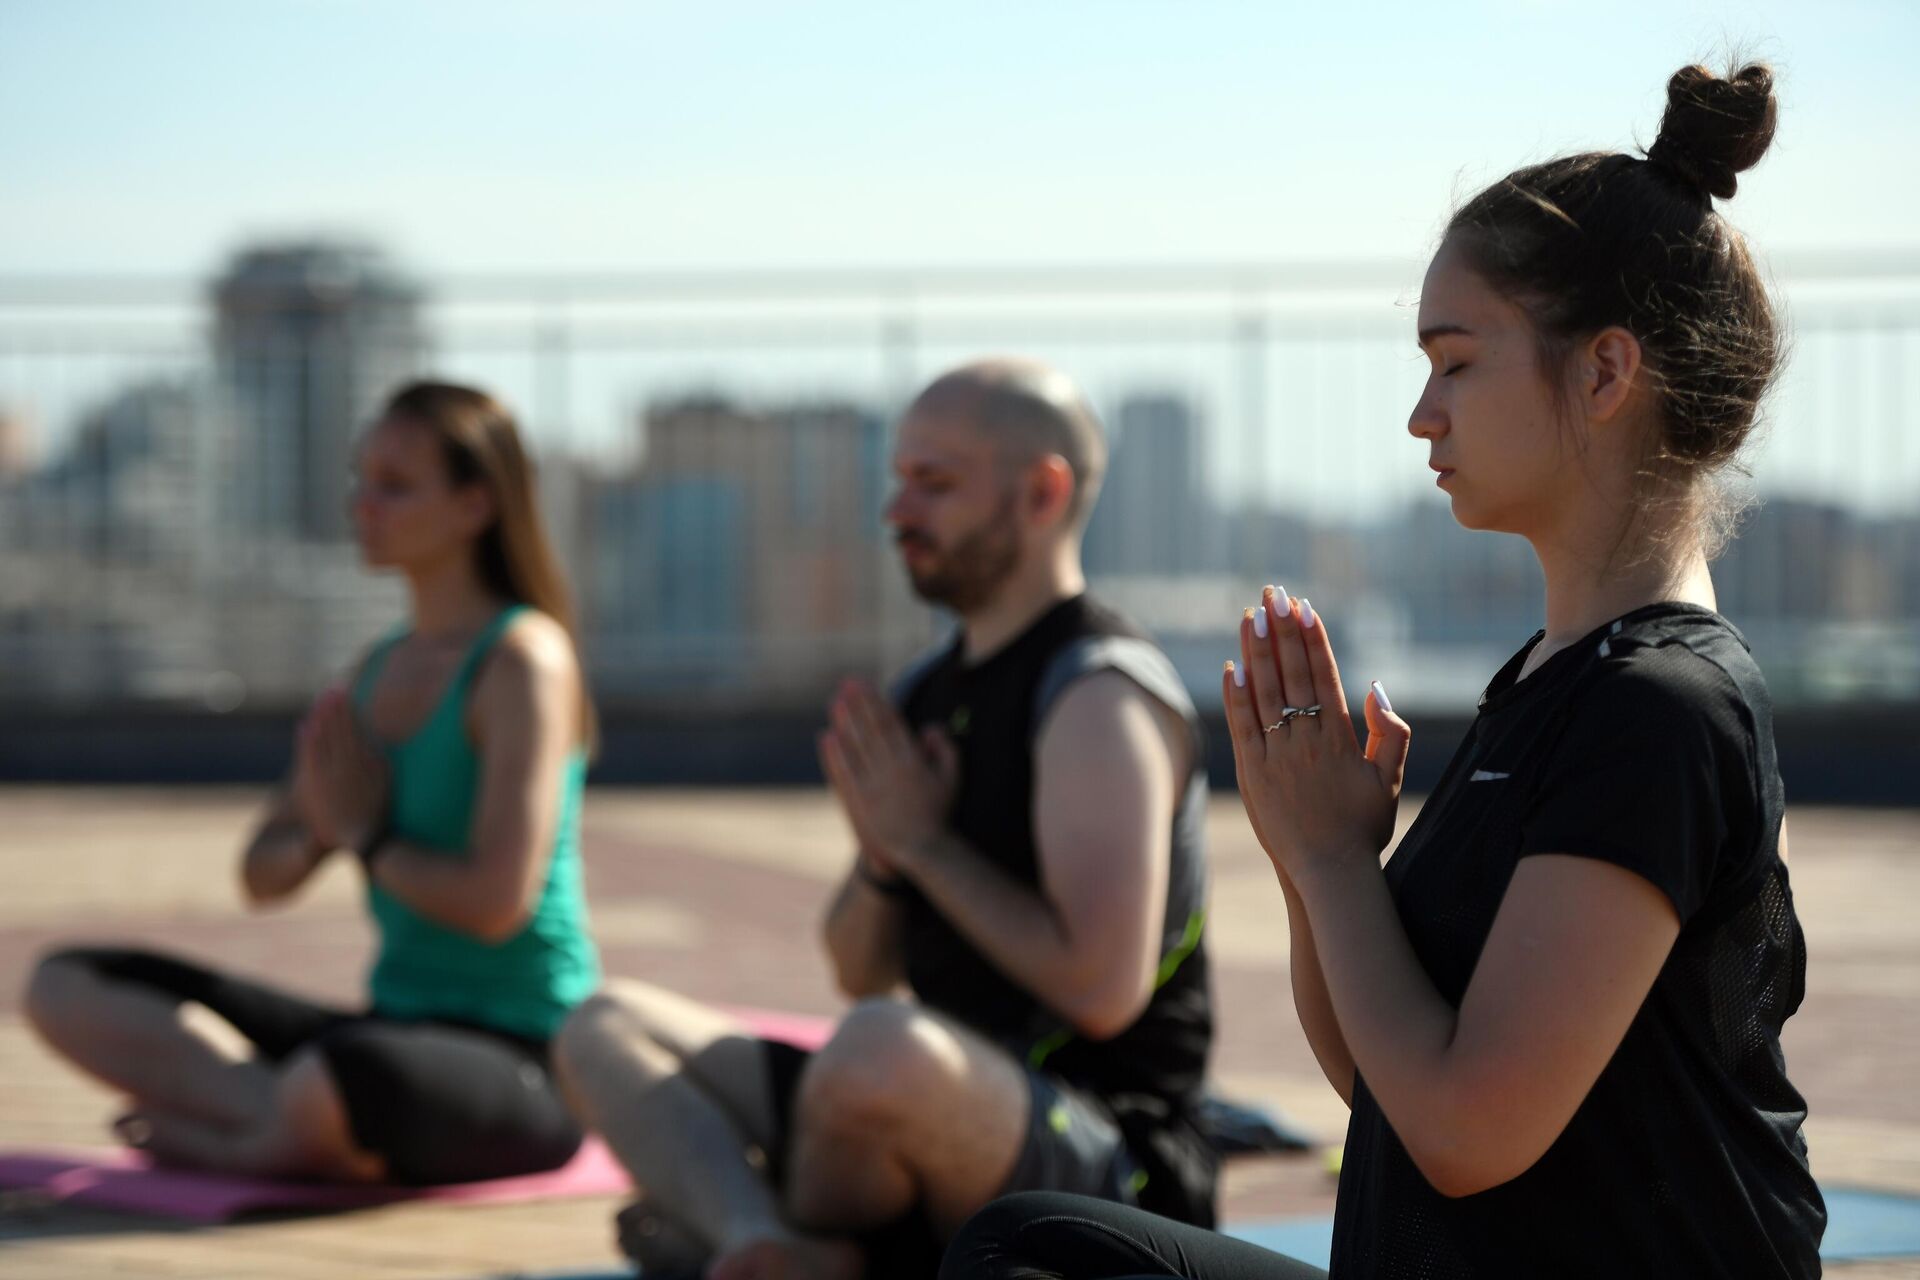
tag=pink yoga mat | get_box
[0,1006,835,1222]
[719,1005,831,1049]
[0,1139,629,1222]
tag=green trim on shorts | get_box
[1028,1026,1074,1070]
[1154,909,1207,988]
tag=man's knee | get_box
[801,998,953,1130]
[553,984,695,1098]
[550,989,633,1092]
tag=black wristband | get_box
[354,816,393,874]
[855,858,913,899]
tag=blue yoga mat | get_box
[503,1187,1920,1277]
[1226,1217,1335,1270]
[1229,1186,1920,1267]
[1823,1187,1920,1260]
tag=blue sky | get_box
[3,0,1915,275]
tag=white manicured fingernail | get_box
[1371,680,1393,714]
[1252,603,1268,638]
[1231,661,1245,688]
[1300,598,1318,629]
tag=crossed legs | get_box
[23,950,386,1181]
[553,982,1032,1279]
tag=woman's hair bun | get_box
[1646,62,1778,200]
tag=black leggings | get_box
[941,1192,1329,1280]
[54,946,583,1185]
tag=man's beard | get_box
[898,492,1021,614]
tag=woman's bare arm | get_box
[367,614,579,942]
[239,786,332,907]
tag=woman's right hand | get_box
[300,688,391,857]
[1225,586,1410,884]
[293,691,343,851]
[295,685,387,852]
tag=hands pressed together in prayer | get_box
[814,587,1409,897]
[1224,587,1413,887]
[293,687,390,859]
[818,679,958,883]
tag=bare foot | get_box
[110,1112,152,1150]
[111,1110,224,1173]
[116,1110,223,1171]
[706,1236,863,1280]
[615,1195,709,1273]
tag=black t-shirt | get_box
[896,594,1218,1225]
[1330,603,1824,1278]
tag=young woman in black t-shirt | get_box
[942,60,1822,1280]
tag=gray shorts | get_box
[999,1065,1141,1203]
[760,1037,1137,1205]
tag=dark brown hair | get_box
[1446,61,1781,553]
[383,381,597,751]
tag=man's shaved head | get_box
[906,358,1107,526]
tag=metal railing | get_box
[2,251,1917,716]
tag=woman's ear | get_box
[1583,325,1645,426]
[458,483,498,539]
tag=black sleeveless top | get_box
[1331,604,1823,1278]
[895,594,1218,1224]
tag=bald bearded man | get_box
[554,359,1217,1280]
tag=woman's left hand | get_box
[1223,588,1412,882]
[298,688,390,856]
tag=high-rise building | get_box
[1085,393,1209,577]
[591,394,917,700]
[17,379,227,566]
[0,378,248,702]
[213,242,424,541]
[1359,501,1536,646]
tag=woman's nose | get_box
[1407,386,1447,441]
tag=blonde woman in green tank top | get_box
[25,382,601,1186]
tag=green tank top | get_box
[350,604,600,1043]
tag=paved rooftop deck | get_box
[1,787,1915,1277]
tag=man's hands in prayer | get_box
[818,679,958,879]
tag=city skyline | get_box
[3,236,1915,717]
[6,239,1916,523]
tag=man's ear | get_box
[1027,454,1077,528]
[1582,325,1644,426]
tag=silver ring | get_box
[1263,705,1322,734]
[1259,706,1305,736]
